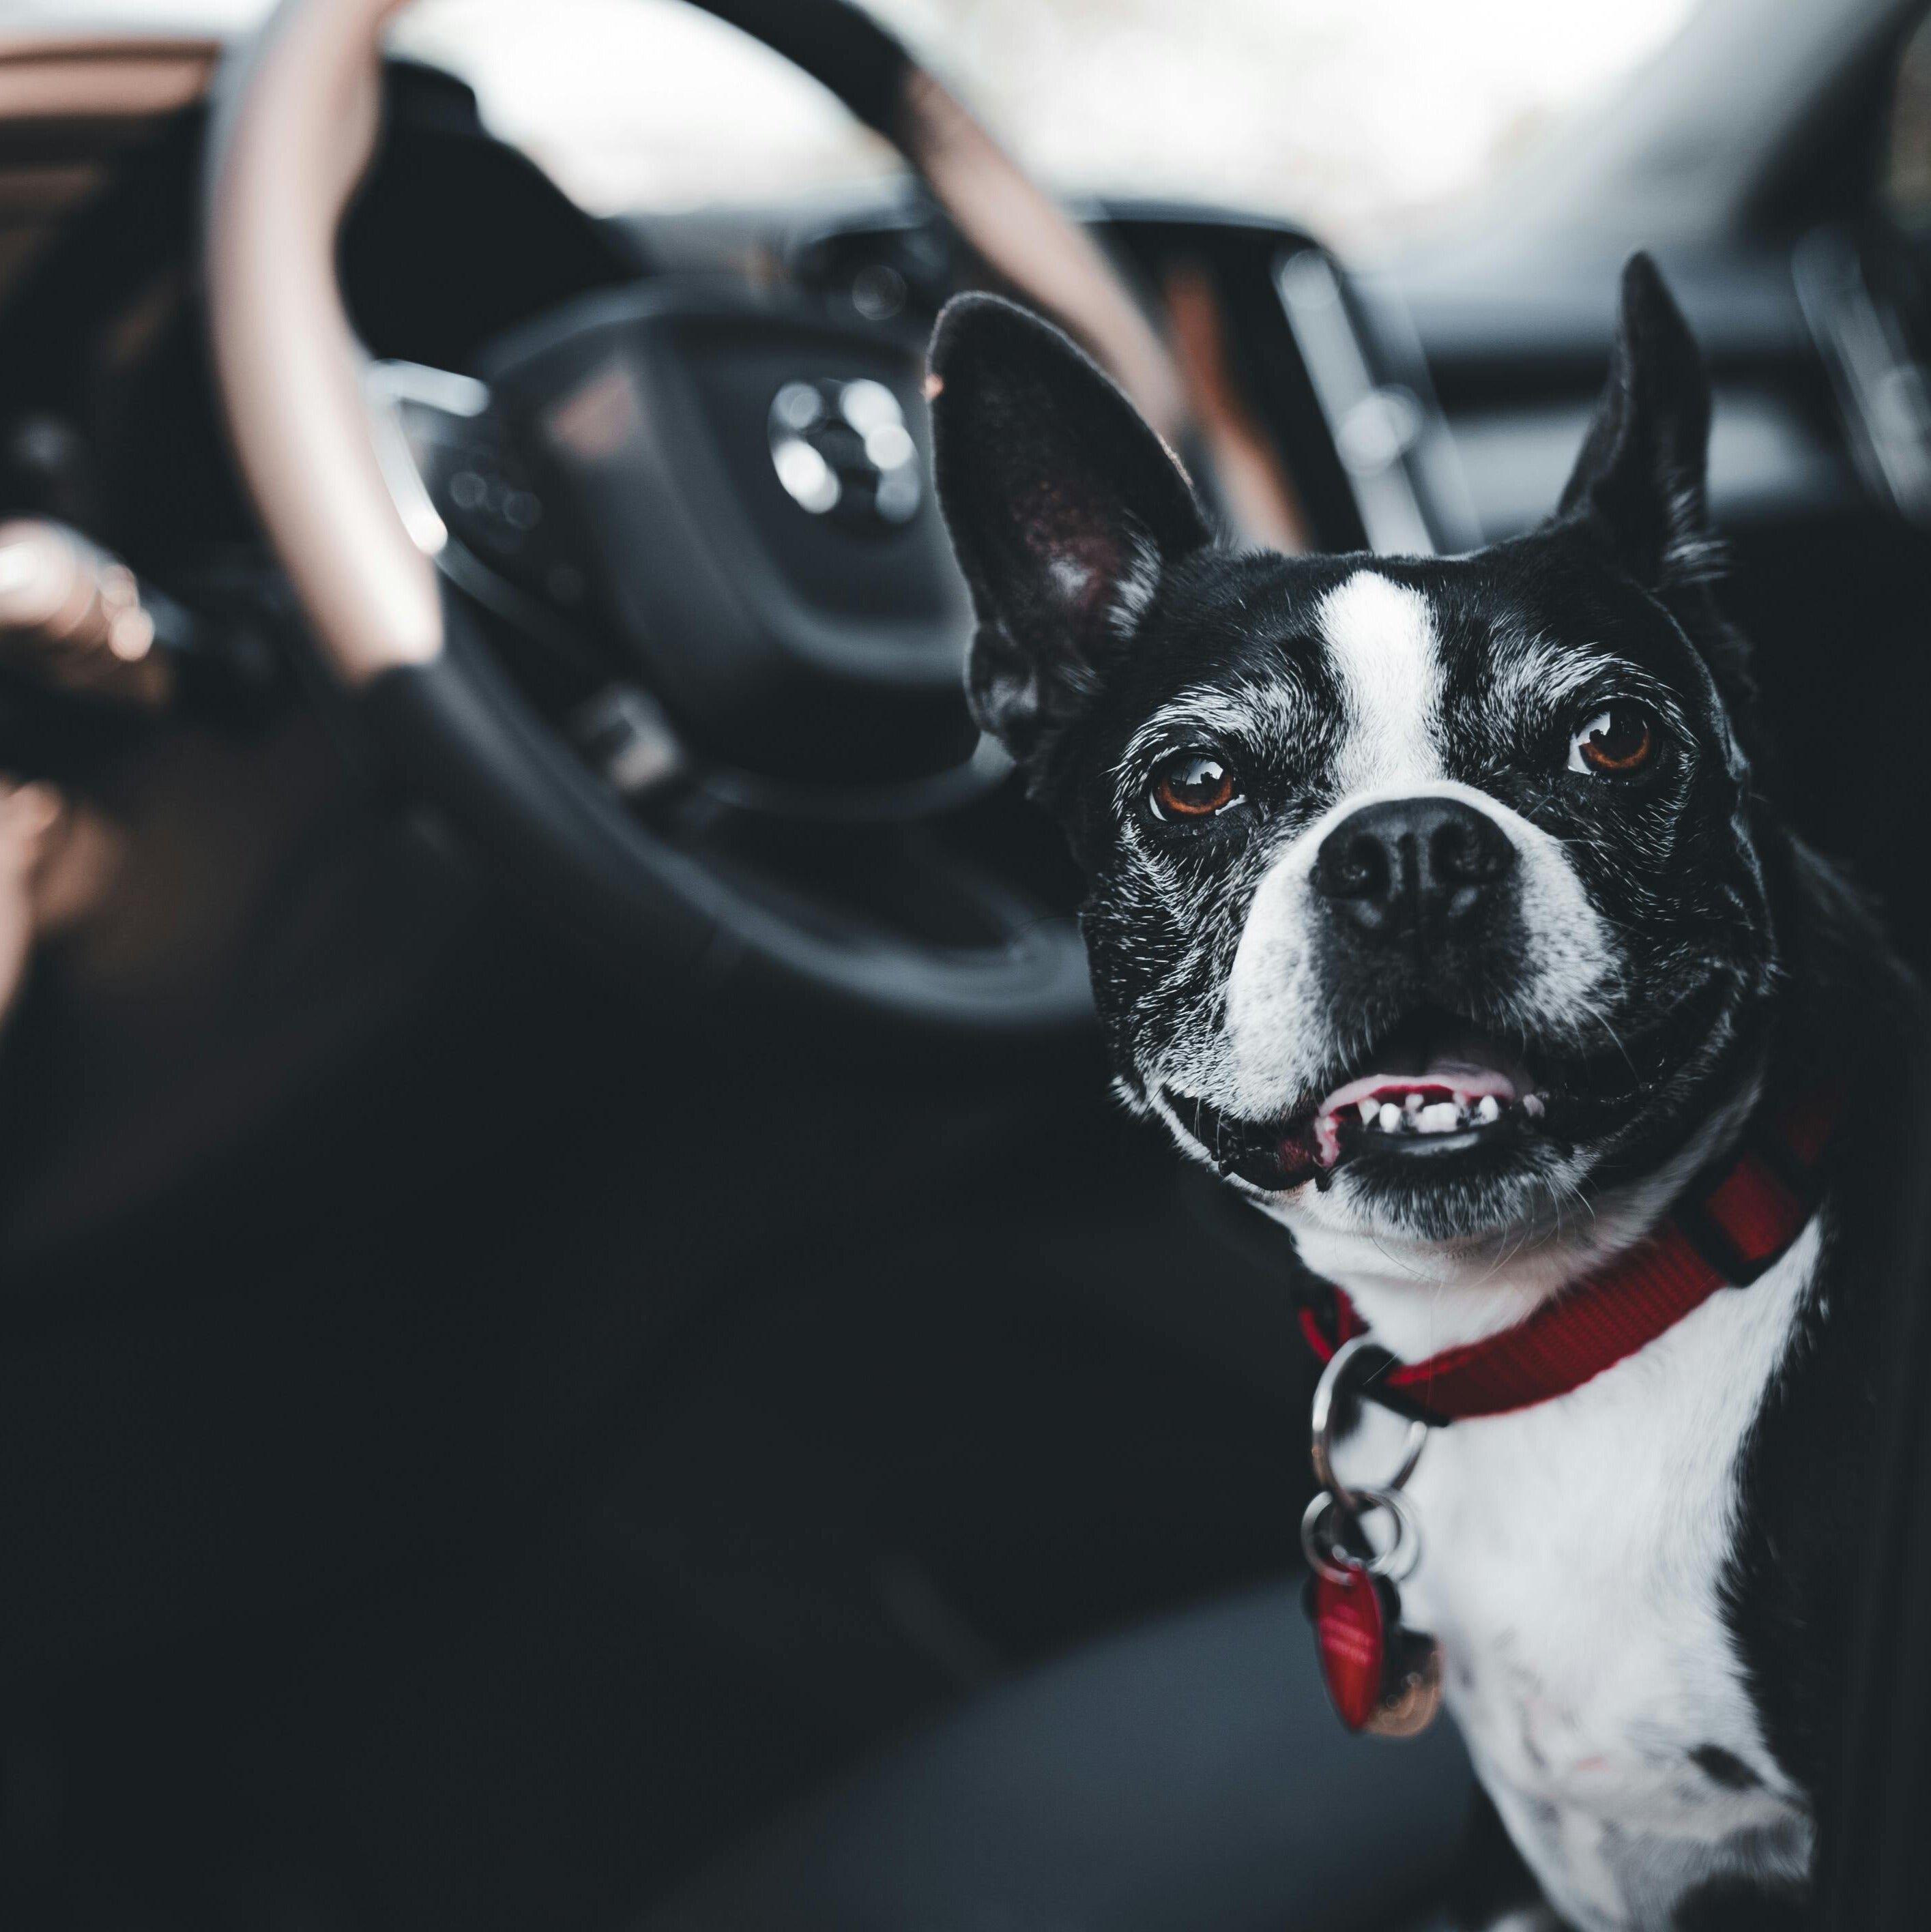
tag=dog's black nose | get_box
[1311,796,1518,946]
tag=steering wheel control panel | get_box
[768,375,923,533]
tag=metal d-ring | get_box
[1300,1485,1423,1587]
[1309,1334,1428,1512]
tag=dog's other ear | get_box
[929,294,1210,785]
[1556,254,1718,591]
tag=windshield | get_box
[13,0,1701,254]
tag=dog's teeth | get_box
[1346,1086,1525,1139]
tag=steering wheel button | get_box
[837,378,902,435]
[772,436,841,514]
[772,381,826,434]
[875,467,922,523]
[863,422,916,471]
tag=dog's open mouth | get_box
[1165,1009,1556,1192]
[1313,1034,1545,1167]
[1165,976,1741,1195]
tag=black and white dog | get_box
[927,258,1921,1930]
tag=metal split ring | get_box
[1309,1334,1428,1511]
[1300,1484,1422,1587]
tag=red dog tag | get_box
[1313,1565,1389,1729]
[1312,1566,1445,1737]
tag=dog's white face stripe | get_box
[1213,570,1616,1131]
[1320,570,1445,793]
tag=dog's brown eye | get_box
[1150,752,1238,820]
[1569,704,1656,776]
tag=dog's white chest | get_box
[1379,1225,1821,1930]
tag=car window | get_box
[12,0,1704,255]
[395,0,1704,255]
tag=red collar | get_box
[1297,1084,1840,1426]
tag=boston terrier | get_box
[927,257,1921,1930]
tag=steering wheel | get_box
[203,0,1190,1033]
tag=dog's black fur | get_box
[928,259,1923,1927]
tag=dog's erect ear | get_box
[1557,254,1717,589]
[929,294,1210,782]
